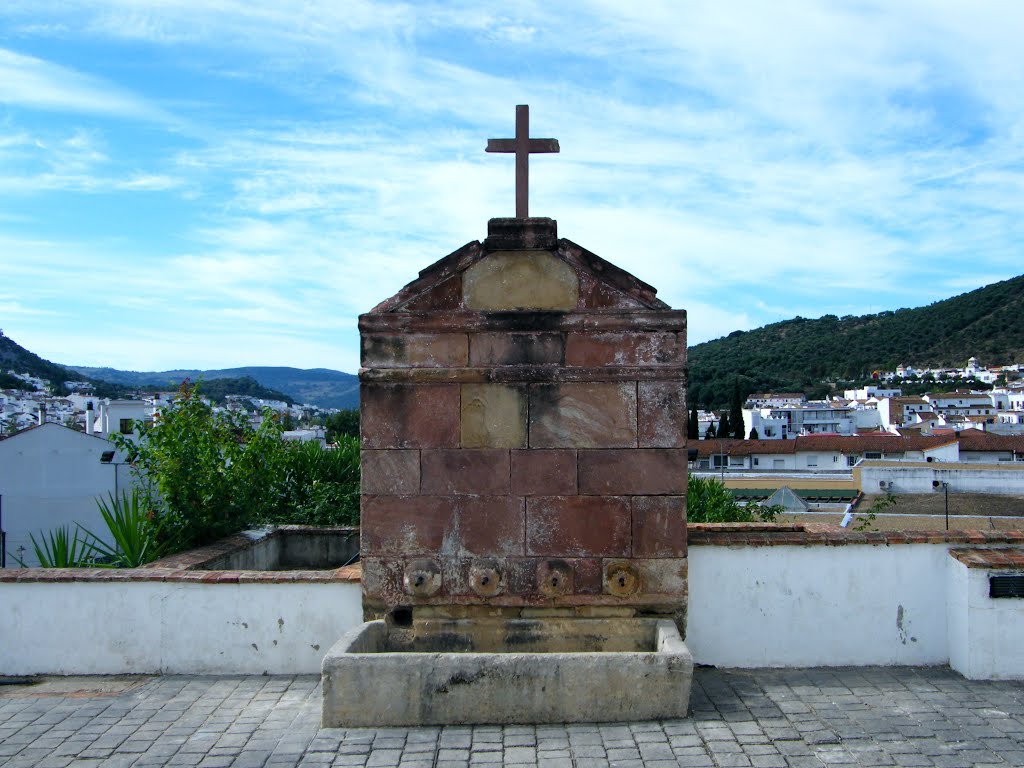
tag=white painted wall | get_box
[0,579,363,674]
[947,560,1024,680]
[857,462,1024,495]
[687,544,951,667]
[0,423,133,567]
[5,544,1024,678]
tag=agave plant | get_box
[80,489,170,568]
[14,525,96,568]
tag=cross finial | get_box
[486,105,559,218]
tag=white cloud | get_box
[0,48,167,121]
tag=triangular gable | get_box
[367,218,669,314]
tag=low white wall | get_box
[5,542,1024,677]
[687,544,951,667]
[1,580,363,675]
[948,560,1024,680]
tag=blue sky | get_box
[2,1,1023,374]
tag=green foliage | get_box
[687,404,699,440]
[81,490,170,568]
[716,412,731,438]
[15,526,95,568]
[688,273,1024,408]
[112,382,360,551]
[749,428,759,440]
[323,408,360,442]
[263,437,360,527]
[688,476,780,523]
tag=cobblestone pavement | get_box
[2,666,1024,767]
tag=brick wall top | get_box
[688,523,1024,547]
[0,563,362,584]
[949,548,1024,569]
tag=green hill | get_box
[0,330,81,394]
[689,273,1024,409]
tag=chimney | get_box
[37,404,46,426]
[85,402,94,436]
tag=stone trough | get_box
[322,617,692,726]
[322,210,692,726]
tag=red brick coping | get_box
[950,548,1024,569]
[688,523,1024,547]
[0,525,362,584]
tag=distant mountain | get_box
[689,273,1024,409]
[69,365,360,410]
[0,330,81,393]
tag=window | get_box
[119,418,133,435]
[753,458,759,467]
[865,452,882,460]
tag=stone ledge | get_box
[359,311,688,334]
[360,365,686,384]
[0,562,362,584]
[688,523,1024,547]
[950,548,1024,569]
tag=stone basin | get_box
[321,617,693,726]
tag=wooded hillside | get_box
[689,274,1024,409]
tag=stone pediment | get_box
[367,218,669,315]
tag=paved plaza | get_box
[2,666,1024,767]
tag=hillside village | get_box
[0,370,340,441]
[698,355,1024,441]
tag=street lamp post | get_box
[943,482,949,531]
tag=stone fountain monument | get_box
[322,106,692,726]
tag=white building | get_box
[0,423,134,568]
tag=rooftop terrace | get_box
[3,666,1023,767]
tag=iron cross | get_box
[486,105,559,218]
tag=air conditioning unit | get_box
[879,480,889,490]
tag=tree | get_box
[323,408,359,442]
[716,412,731,438]
[687,476,780,523]
[704,424,716,440]
[112,382,359,551]
[730,379,745,439]
[687,404,699,440]
[749,428,759,440]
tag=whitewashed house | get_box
[0,423,134,568]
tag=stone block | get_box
[404,275,463,311]
[469,332,564,366]
[632,496,687,558]
[638,381,688,448]
[361,384,460,448]
[511,449,577,496]
[618,557,688,595]
[362,333,468,368]
[460,384,527,449]
[420,449,511,495]
[528,383,637,448]
[360,496,456,554]
[577,271,646,309]
[463,250,579,310]
[526,496,631,557]
[564,332,683,367]
[578,449,688,495]
[454,496,525,557]
[361,449,420,495]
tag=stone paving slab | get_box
[1,667,1023,767]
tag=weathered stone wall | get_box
[359,218,688,624]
